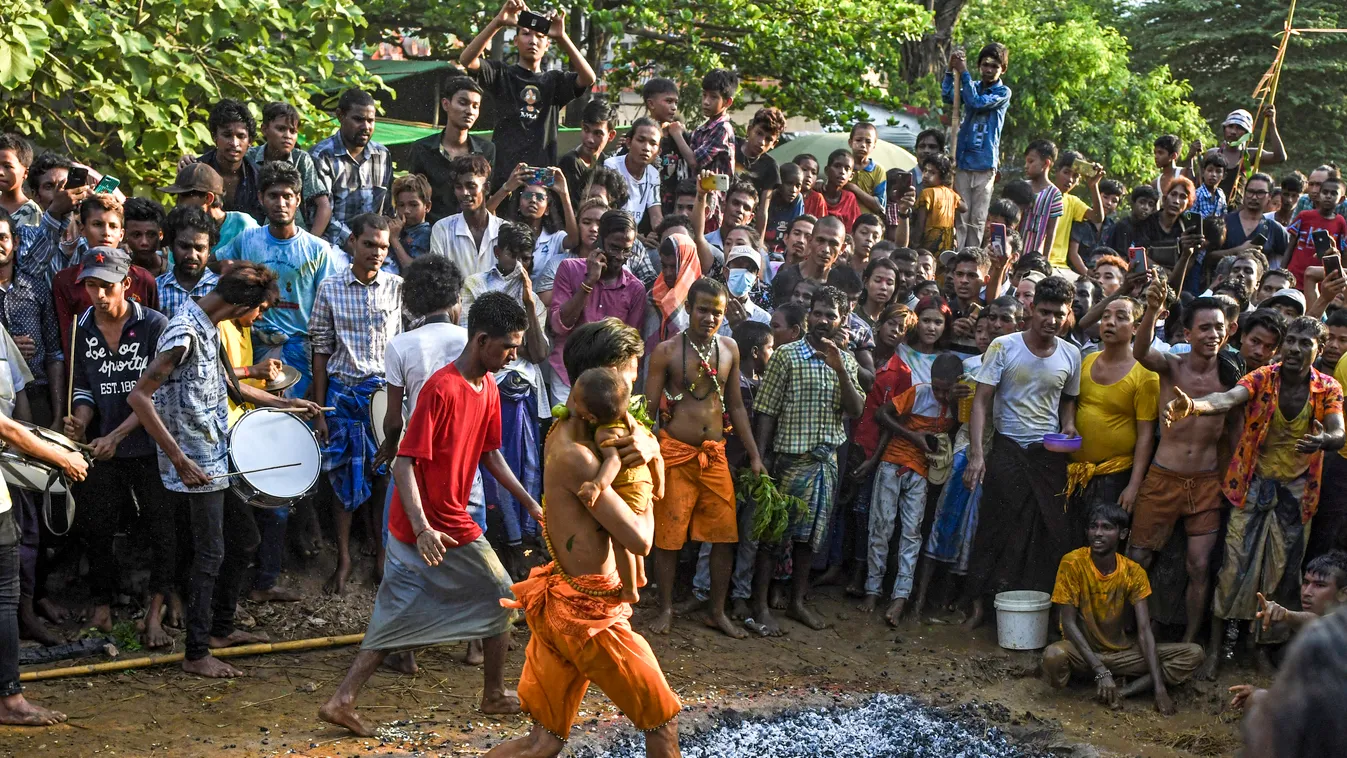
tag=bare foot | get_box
[0,695,68,726]
[704,611,749,639]
[318,698,376,737]
[1197,649,1220,681]
[730,598,752,620]
[619,586,640,604]
[463,639,484,666]
[323,557,352,595]
[845,581,867,598]
[787,601,831,630]
[672,596,705,615]
[814,565,845,587]
[248,585,303,603]
[750,606,785,637]
[858,594,879,613]
[89,604,113,633]
[884,598,907,627]
[381,651,418,675]
[36,597,69,624]
[182,655,244,678]
[19,600,62,645]
[208,629,269,649]
[143,620,173,649]
[962,600,985,631]
[166,593,184,628]
[648,607,674,635]
[769,584,788,610]
[480,690,522,715]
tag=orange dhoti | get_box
[503,564,681,739]
[654,430,737,551]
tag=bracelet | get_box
[1094,669,1112,682]
[580,282,594,293]
[415,527,430,540]
[895,210,913,219]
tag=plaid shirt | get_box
[1194,184,1227,218]
[310,132,392,247]
[14,212,68,283]
[156,269,219,321]
[309,267,403,385]
[0,268,62,384]
[690,113,734,231]
[754,338,860,454]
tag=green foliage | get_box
[0,0,379,194]
[361,0,930,129]
[1126,0,1347,174]
[947,0,1210,187]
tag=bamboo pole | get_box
[1250,0,1296,178]
[20,633,365,682]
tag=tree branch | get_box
[628,27,738,54]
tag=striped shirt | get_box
[310,132,392,247]
[754,338,861,454]
[309,267,403,385]
[1023,185,1063,255]
[156,269,219,321]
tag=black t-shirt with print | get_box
[735,139,782,197]
[474,60,588,190]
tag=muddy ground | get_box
[5,551,1252,758]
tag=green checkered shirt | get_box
[754,339,860,455]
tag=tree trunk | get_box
[899,0,968,83]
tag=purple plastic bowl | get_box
[1043,433,1083,453]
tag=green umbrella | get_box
[768,132,917,172]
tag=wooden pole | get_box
[950,53,961,165]
[20,633,365,682]
[1251,0,1296,178]
[65,315,77,419]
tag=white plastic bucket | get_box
[993,590,1053,650]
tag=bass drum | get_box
[227,408,321,508]
[0,422,89,534]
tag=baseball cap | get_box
[1222,109,1254,135]
[159,162,224,195]
[725,245,761,272]
[77,247,132,284]
[1263,288,1306,316]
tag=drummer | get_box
[309,213,402,595]
[61,248,177,648]
[128,261,322,679]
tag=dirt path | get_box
[7,582,1249,758]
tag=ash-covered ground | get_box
[570,693,1051,758]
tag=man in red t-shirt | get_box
[1286,175,1347,286]
[320,292,541,737]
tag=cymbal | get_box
[264,365,301,393]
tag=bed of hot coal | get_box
[569,693,1051,758]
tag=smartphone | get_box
[1129,246,1149,270]
[1072,158,1098,179]
[890,171,913,196]
[1313,229,1334,257]
[1324,253,1343,280]
[1249,232,1268,248]
[93,175,120,194]
[700,173,730,193]
[66,166,89,189]
[517,10,552,33]
[989,223,1007,260]
[967,301,983,319]
[524,167,554,187]
[1180,210,1201,234]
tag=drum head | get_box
[229,409,321,500]
[0,423,81,494]
[264,365,302,393]
[369,387,389,446]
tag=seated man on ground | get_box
[1043,503,1203,715]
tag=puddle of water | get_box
[569,693,1051,758]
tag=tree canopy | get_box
[0,0,377,192]
[1126,0,1347,174]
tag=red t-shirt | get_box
[53,262,161,350]
[388,363,501,546]
[802,190,827,219]
[823,188,862,232]
[852,353,913,458]
[1286,209,1347,286]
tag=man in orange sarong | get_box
[486,318,681,758]
[644,277,766,639]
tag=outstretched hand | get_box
[1296,419,1328,453]
[1163,388,1195,428]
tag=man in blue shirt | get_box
[942,42,1012,249]
[217,161,338,399]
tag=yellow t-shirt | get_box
[1049,193,1090,269]
[1071,353,1160,464]
[1051,547,1152,652]
[1255,398,1312,480]
[219,319,264,425]
[1334,357,1347,460]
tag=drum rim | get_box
[0,422,82,494]
[228,406,321,501]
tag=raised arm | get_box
[458,0,521,72]
[691,171,717,274]
[547,10,595,87]
[1133,279,1172,373]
